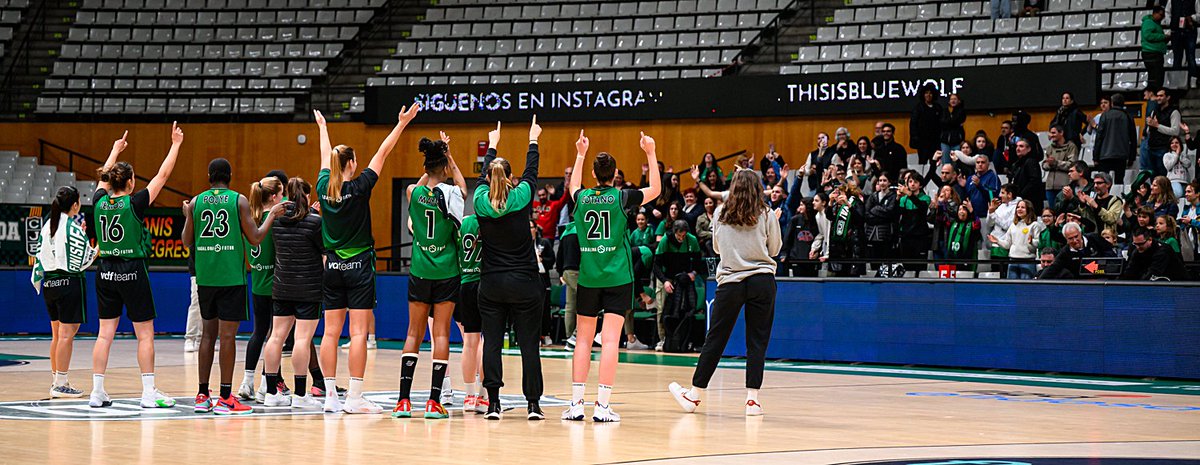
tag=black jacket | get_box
[272,204,324,303]
[939,106,967,146]
[555,230,580,274]
[1010,153,1046,212]
[1120,240,1188,281]
[781,213,817,261]
[910,101,944,152]
[1050,104,1089,147]
[1094,106,1138,163]
[1038,233,1116,279]
[875,139,909,184]
[864,189,899,243]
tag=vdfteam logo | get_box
[0,391,568,421]
[906,390,1198,412]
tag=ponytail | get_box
[326,144,356,204]
[96,161,134,193]
[285,177,311,221]
[48,186,81,236]
[249,177,283,225]
[487,158,513,213]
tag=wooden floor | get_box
[0,337,1196,464]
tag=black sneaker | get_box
[485,399,502,420]
[527,402,544,421]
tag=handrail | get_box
[0,1,48,114]
[725,0,808,76]
[38,138,191,203]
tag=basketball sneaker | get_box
[592,402,620,422]
[626,338,651,350]
[343,396,383,415]
[424,399,449,419]
[310,385,347,398]
[323,394,342,413]
[474,396,490,414]
[527,402,544,421]
[291,395,323,410]
[565,334,577,350]
[236,379,255,401]
[254,382,266,404]
[51,384,84,398]
[214,396,253,415]
[462,394,477,412]
[484,400,502,420]
[88,389,111,408]
[391,398,412,418]
[141,389,177,408]
[560,400,585,421]
[655,341,665,352]
[441,377,453,405]
[194,392,214,413]
[264,391,291,407]
[745,400,764,416]
[668,382,700,413]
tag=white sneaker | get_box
[264,392,291,407]
[255,382,266,404]
[668,382,700,413]
[561,400,585,421]
[593,334,602,346]
[565,335,577,350]
[627,338,650,350]
[183,339,199,353]
[367,338,377,350]
[441,377,453,406]
[655,341,665,352]
[237,379,255,401]
[342,396,383,414]
[339,339,351,349]
[323,395,343,413]
[88,389,111,408]
[291,395,323,410]
[745,400,764,416]
[51,384,84,398]
[591,402,621,422]
[541,336,553,346]
[140,389,177,408]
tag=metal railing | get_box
[724,0,811,76]
[315,0,418,115]
[0,1,48,115]
[38,138,191,204]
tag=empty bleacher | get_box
[0,151,98,206]
[0,0,29,59]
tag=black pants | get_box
[1093,158,1128,185]
[1171,28,1198,79]
[692,273,776,390]
[899,235,931,274]
[245,294,272,372]
[1144,50,1166,90]
[479,270,544,403]
[540,273,552,339]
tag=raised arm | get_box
[406,174,429,203]
[638,132,661,205]
[689,165,721,200]
[314,109,332,172]
[521,115,542,186]
[442,131,468,197]
[479,122,501,185]
[368,103,421,175]
[98,130,129,192]
[146,122,184,204]
[569,129,588,198]
[238,195,286,246]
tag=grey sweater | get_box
[712,205,782,285]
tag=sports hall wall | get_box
[0,110,1060,248]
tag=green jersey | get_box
[316,168,378,258]
[94,190,150,259]
[409,185,460,280]
[192,188,247,287]
[573,186,642,288]
[628,226,654,249]
[458,215,481,284]
[247,213,275,296]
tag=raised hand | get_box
[440,130,451,145]
[170,121,184,145]
[398,103,421,126]
[529,115,542,141]
[488,121,501,148]
[313,109,326,127]
[575,129,589,155]
[689,165,701,182]
[639,131,655,154]
[182,199,192,217]
[112,130,129,154]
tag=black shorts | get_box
[274,300,321,320]
[408,276,460,304]
[198,285,248,321]
[576,283,634,318]
[96,258,156,322]
[323,250,376,310]
[43,275,86,324]
[454,280,481,333]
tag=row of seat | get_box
[367,68,722,86]
[52,59,328,78]
[781,60,1143,92]
[423,0,787,22]
[81,0,383,9]
[45,77,313,91]
[0,8,20,24]
[0,154,90,207]
[61,42,342,60]
[798,31,1139,63]
[0,0,17,59]
[836,0,1138,24]
[35,97,298,114]
[66,25,361,43]
[410,13,774,39]
[815,11,1138,43]
[850,0,1132,10]
[381,49,730,75]
[397,32,753,58]
[77,9,372,28]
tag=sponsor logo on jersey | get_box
[250,263,274,272]
[99,271,138,282]
[416,194,439,208]
[329,260,364,271]
[580,244,618,254]
[42,278,72,288]
[106,247,137,257]
[98,199,125,210]
[197,244,239,253]
[423,243,447,254]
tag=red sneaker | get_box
[391,398,412,418]
[194,391,214,413]
[214,396,254,415]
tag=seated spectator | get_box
[1081,172,1124,234]
[653,220,705,349]
[697,152,724,186]
[991,199,1039,279]
[629,212,656,250]
[681,189,703,230]
[1101,227,1126,257]
[1036,247,1057,275]
[1156,215,1182,255]
[1179,180,1200,258]
[941,202,982,268]
[1043,125,1079,211]
[1124,205,1157,243]
[1164,136,1194,199]
[613,169,635,190]
[984,184,1021,260]
[1120,228,1188,281]
[1148,175,1180,218]
[650,173,683,226]
[960,154,1000,218]
[655,202,686,243]
[1038,222,1117,279]
[695,197,716,257]
[863,172,900,264]
[780,198,819,277]
[1011,138,1047,213]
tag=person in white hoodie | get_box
[32,186,98,398]
[989,199,1039,279]
[1163,135,1195,199]
[984,184,1021,260]
[668,168,782,417]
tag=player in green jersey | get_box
[88,124,183,410]
[183,158,285,415]
[394,131,466,419]
[562,130,661,423]
[313,104,420,414]
[239,176,289,405]
[454,214,486,413]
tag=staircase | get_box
[734,0,844,76]
[0,0,73,121]
[309,0,426,122]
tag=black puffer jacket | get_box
[272,204,324,303]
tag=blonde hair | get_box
[249,177,283,225]
[326,144,355,203]
[488,158,513,212]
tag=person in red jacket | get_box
[533,184,569,240]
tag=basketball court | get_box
[0,337,1195,464]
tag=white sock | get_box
[465,382,477,397]
[368,334,376,343]
[54,372,67,387]
[572,383,586,404]
[324,378,338,399]
[93,374,105,392]
[259,373,267,390]
[348,377,364,399]
[597,384,612,406]
[747,389,759,402]
[243,370,256,387]
[140,373,155,395]
[687,386,703,401]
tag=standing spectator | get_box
[1087,95,1110,135]
[991,0,1012,20]
[827,185,864,276]
[910,84,944,167]
[1056,162,1096,229]
[761,144,786,179]
[704,169,728,193]
[876,123,909,183]
[551,166,571,201]
[863,173,899,265]
[696,197,717,257]
[897,173,932,271]
[994,120,1015,177]
[1140,88,1161,173]
[804,133,837,196]
[1050,93,1089,148]
[991,199,1039,279]
[984,185,1021,260]
[534,185,569,241]
[1177,180,1200,259]
[780,199,818,277]
[847,155,879,196]
[1157,215,1183,254]
[1093,94,1138,184]
[931,163,968,201]
[809,192,832,266]
[767,185,790,233]
[1081,172,1125,233]
[629,212,656,250]
[1033,208,1063,252]
[1124,205,1157,243]
[1120,228,1188,280]
[1011,111,1045,161]
[556,222,580,346]
[872,121,887,149]
[1146,89,1183,177]
[1038,222,1116,279]
[1043,125,1079,211]
[1167,0,1198,87]
[651,174,683,225]
[681,189,704,230]
[939,94,968,164]
[941,202,982,269]
[1143,6,1170,90]
[974,132,997,174]
[1149,176,1180,218]
[1164,136,1195,198]
[961,155,1001,218]
[697,152,724,185]
[929,185,963,258]
[1010,139,1047,213]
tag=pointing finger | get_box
[496,121,501,131]
[121,130,128,141]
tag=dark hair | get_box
[285,177,312,221]
[1152,5,1165,14]
[208,158,232,185]
[855,136,873,154]
[418,137,449,174]
[1040,247,1058,256]
[1000,183,1015,195]
[593,152,616,183]
[1134,227,1155,240]
[1111,94,1125,106]
[49,185,80,236]
[265,169,288,186]
[1072,161,1090,176]
[1050,124,1066,134]
[1062,91,1075,101]
[881,123,895,132]
[671,219,689,234]
[1099,95,1111,104]
[97,161,134,192]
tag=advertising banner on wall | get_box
[365,62,1099,124]
[0,205,188,267]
